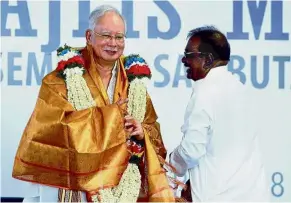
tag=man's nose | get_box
[108,37,117,46]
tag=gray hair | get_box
[89,5,126,32]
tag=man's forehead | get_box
[189,36,201,43]
[186,36,200,50]
[95,12,125,32]
[95,24,125,34]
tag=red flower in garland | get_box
[56,61,67,71]
[126,64,151,76]
[131,142,143,154]
[127,140,144,155]
[56,55,85,71]
[67,55,85,65]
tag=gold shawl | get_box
[12,45,175,202]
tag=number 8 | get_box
[271,172,284,197]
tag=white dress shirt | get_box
[170,66,270,202]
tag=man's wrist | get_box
[135,133,144,140]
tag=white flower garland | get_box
[91,77,149,203]
[64,67,95,110]
[127,77,149,123]
[58,49,145,203]
[92,163,141,203]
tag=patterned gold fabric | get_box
[12,45,174,202]
[58,189,81,202]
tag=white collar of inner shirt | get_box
[107,61,118,104]
[112,61,118,76]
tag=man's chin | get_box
[186,75,196,81]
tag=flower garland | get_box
[56,44,95,110]
[124,54,151,123]
[92,137,144,203]
[91,54,151,203]
[56,45,150,203]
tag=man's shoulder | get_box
[194,79,215,96]
[42,44,84,85]
[40,70,68,99]
[42,70,65,85]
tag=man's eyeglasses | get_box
[92,31,126,44]
[184,51,209,59]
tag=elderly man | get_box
[170,26,270,202]
[12,5,174,202]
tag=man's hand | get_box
[116,97,128,116]
[116,97,128,106]
[124,115,144,140]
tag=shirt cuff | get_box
[169,147,188,177]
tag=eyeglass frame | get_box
[91,30,126,44]
[184,51,211,59]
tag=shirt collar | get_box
[206,65,228,80]
[192,65,228,90]
[111,61,118,75]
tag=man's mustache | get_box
[104,47,118,51]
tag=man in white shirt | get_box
[170,26,270,202]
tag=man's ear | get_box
[85,29,92,44]
[204,53,214,67]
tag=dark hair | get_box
[187,26,230,61]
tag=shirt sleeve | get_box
[170,95,212,177]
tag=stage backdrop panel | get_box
[1,0,291,201]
